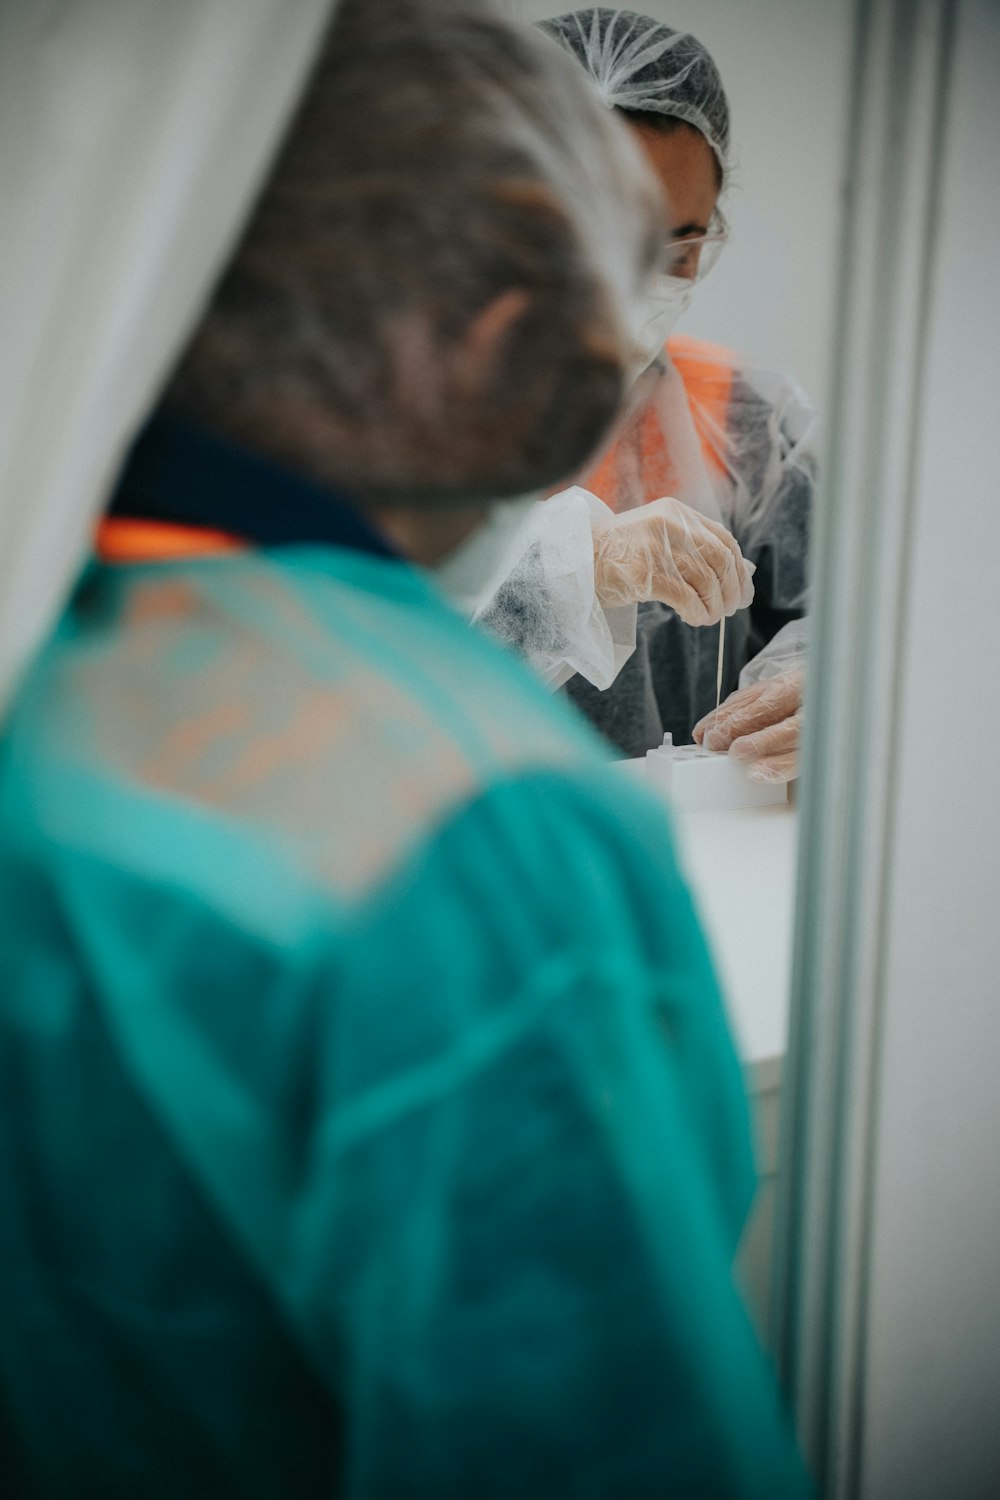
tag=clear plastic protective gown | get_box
[461,486,638,691]
[567,335,816,755]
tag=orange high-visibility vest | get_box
[583,334,736,512]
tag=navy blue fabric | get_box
[108,410,400,561]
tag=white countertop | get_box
[615,759,798,1071]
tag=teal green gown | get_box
[0,420,811,1497]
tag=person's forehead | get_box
[628,123,720,232]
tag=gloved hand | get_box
[693,666,804,783]
[592,496,754,626]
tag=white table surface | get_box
[615,759,798,1069]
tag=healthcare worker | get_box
[539,7,813,770]
[0,1,810,1496]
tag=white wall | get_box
[506,0,854,411]
[859,2,1000,1494]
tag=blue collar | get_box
[108,410,400,561]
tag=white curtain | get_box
[0,0,339,712]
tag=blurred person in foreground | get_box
[0,1,810,1495]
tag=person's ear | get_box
[454,287,531,396]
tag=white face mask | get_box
[432,493,539,619]
[627,273,693,380]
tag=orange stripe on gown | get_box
[95,518,245,564]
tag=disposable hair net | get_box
[0,0,338,716]
[537,7,731,176]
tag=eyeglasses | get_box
[664,211,728,283]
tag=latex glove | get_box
[693,666,804,783]
[592,496,754,626]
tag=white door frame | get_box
[772,0,959,1493]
